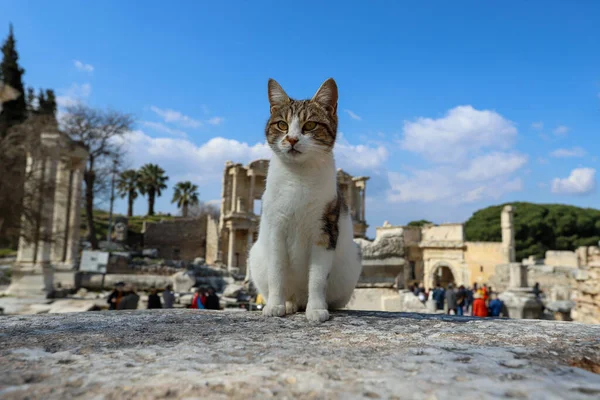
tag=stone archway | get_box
[430,262,456,289]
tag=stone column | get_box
[346,185,354,219]
[230,167,238,213]
[51,159,72,264]
[36,156,59,293]
[227,227,236,271]
[248,174,256,214]
[509,262,528,289]
[361,188,366,221]
[501,205,516,263]
[65,163,84,268]
[16,154,42,264]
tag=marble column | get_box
[16,154,42,264]
[501,205,516,263]
[230,168,238,213]
[227,227,236,271]
[51,159,72,264]
[65,163,84,267]
[248,174,256,214]
[346,185,353,219]
[36,156,59,293]
[361,188,366,221]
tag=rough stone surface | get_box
[1,310,599,399]
[355,233,404,260]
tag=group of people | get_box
[190,287,220,310]
[409,282,506,318]
[107,282,176,310]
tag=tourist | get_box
[107,282,125,310]
[472,292,488,318]
[488,293,504,317]
[456,285,466,316]
[162,284,175,309]
[117,284,140,310]
[147,287,162,309]
[446,283,457,315]
[481,284,489,303]
[533,282,542,299]
[465,285,474,315]
[205,287,220,310]
[191,288,206,309]
[432,283,445,310]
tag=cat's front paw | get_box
[285,301,298,315]
[305,307,330,322]
[262,304,286,317]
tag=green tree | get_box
[407,219,433,227]
[116,169,141,217]
[172,181,199,218]
[139,164,168,216]
[0,24,27,138]
[465,202,600,261]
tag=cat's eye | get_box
[277,121,288,131]
[303,121,317,131]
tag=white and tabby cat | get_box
[248,78,362,322]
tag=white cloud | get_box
[399,105,518,163]
[74,60,94,73]
[140,121,187,138]
[551,168,596,195]
[114,130,387,188]
[150,106,202,128]
[387,106,526,205]
[553,125,569,136]
[207,116,224,126]
[456,152,528,181]
[531,121,543,130]
[538,157,549,164]
[550,147,586,158]
[344,109,362,121]
[56,83,92,108]
[335,133,388,170]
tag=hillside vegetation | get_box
[465,202,600,261]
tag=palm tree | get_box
[116,169,140,217]
[172,181,200,217]
[138,163,169,216]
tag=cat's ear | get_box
[311,78,338,114]
[268,78,290,113]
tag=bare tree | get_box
[60,104,134,249]
[187,201,220,220]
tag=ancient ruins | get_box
[351,205,600,321]
[7,130,88,296]
[209,159,369,277]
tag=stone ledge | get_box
[1,310,600,399]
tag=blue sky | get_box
[3,1,599,237]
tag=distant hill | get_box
[464,202,600,261]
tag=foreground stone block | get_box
[0,310,599,399]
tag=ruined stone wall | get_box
[572,261,600,324]
[421,224,464,242]
[144,216,207,261]
[465,241,505,285]
[545,250,579,268]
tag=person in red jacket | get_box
[472,292,488,318]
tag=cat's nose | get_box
[287,136,299,146]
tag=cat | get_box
[247,77,363,322]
